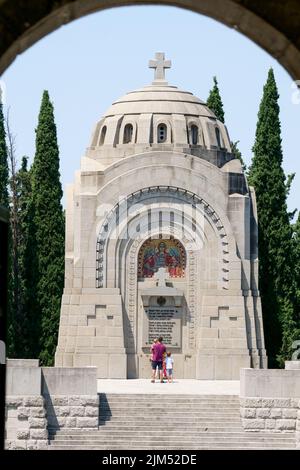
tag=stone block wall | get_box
[240,398,298,433]
[5,362,99,450]
[240,365,300,447]
[5,396,48,450]
[44,395,99,431]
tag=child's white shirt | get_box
[166,357,174,369]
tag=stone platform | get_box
[97,379,240,395]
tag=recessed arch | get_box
[123,123,134,144]
[96,185,231,289]
[99,125,107,145]
[215,127,221,148]
[157,123,167,143]
[189,124,199,145]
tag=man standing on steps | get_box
[151,336,166,383]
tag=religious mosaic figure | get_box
[140,239,184,278]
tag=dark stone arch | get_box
[0,1,300,80]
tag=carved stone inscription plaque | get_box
[143,306,181,348]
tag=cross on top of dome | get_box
[148,52,171,85]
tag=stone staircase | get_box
[49,394,296,450]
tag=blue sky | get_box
[2,5,299,213]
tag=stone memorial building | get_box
[55,53,267,380]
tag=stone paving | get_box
[97,379,240,395]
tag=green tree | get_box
[0,102,9,208]
[206,76,225,123]
[248,68,298,367]
[7,156,39,357]
[31,91,64,365]
[231,140,246,171]
[16,157,39,357]
[292,213,300,332]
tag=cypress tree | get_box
[0,102,9,208]
[31,91,64,365]
[231,140,246,171]
[248,68,298,366]
[206,76,225,123]
[16,157,39,357]
[293,213,300,328]
[7,157,36,357]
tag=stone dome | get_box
[87,53,233,165]
[104,85,215,118]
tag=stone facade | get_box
[240,397,298,433]
[5,361,99,450]
[240,364,300,447]
[45,395,99,431]
[5,396,48,450]
[55,54,267,379]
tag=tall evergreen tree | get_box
[0,102,9,208]
[7,157,38,357]
[231,140,246,171]
[17,158,39,356]
[248,68,298,366]
[292,213,300,328]
[206,76,225,123]
[31,91,64,365]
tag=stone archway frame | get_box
[114,205,227,352]
[1,1,300,81]
[96,186,231,288]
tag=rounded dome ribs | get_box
[88,60,233,168]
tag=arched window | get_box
[157,124,167,143]
[123,124,133,144]
[215,127,222,147]
[99,126,107,145]
[190,125,198,145]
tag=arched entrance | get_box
[1,1,300,80]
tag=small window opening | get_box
[123,124,133,144]
[215,128,222,147]
[99,126,107,145]
[157,124,167,143]
[191,125,198,145]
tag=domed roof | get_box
[88,53,232,162]
[104,84,215,119]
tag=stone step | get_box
[97,424,243,430]
[49,441,295,449]
[100,401,240,406]
[100,397,240,401]
[49,423,243,435]
[100,401,240,410]
[99,416,241,428]
[100,416,242,421]
[99,408,241,413]
[49,440,295,449]
[49,445,295,450]
[100,410,240,421]
[49,429,295,442]
[99,394,239,398]
[50,430,244,439]
[48,391,296,451]
[50,432,295,440]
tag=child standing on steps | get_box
[165,352,174,383]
